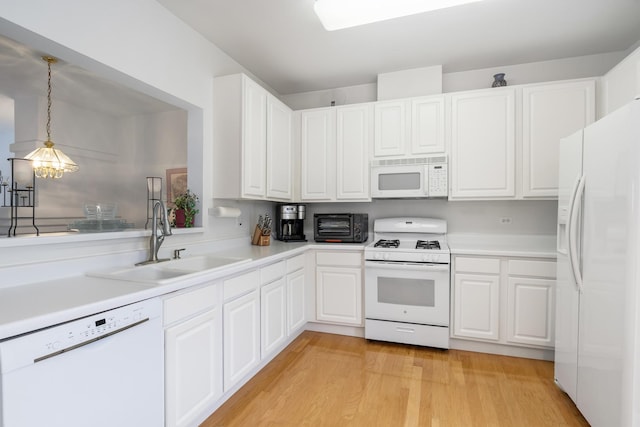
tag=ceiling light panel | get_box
[314,0,485,31]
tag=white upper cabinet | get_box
[374,95,445,158]
[336,104,371,200]
[213,73,292,201]
[522,79,595,198]
[450,88,516,199]
[266,96,293,200]
[242,77,268,198]
[300,108,336,201]
[449,78,595,200]
[374,100,407,157]
[299,104,372,202]
[411,96,446,155]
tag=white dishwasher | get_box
[0,298,164,427]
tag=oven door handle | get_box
[365,261,449,271]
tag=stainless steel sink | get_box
[87,255,252,285]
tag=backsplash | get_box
[301,199,557,237]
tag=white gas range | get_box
[364,217,451,349]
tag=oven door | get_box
[365,260,450,326]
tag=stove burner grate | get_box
[374,239,400,248]
[416,240,441,250]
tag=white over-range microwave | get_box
[370,156,448,199]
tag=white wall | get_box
[600,44,640,116]
[0,0,260,271]
[282,83,378,111]
[304,200,558,237]
[281,52,626,110]
[0,0,245,233]
[5,96,190,230]
[0,94,13,184]
[117,109,188,227]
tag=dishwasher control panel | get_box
[0,299,161,373]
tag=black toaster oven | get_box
[314,213,368,243]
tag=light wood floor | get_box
[202,331,589,427]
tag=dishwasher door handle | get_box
[34,318,149,363]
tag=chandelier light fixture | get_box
[24,56,79,179]
[314,0,484,31]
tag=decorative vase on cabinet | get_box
[492,73,507,87]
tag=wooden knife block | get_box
[251,225,270,246]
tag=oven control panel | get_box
[366,251,450,264]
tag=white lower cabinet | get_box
[315,251,363,326]
[223,289,260,392]
[506,260,556,347]
[454,273,500,341]
[222,256,307,393]
[286,262,306,334]
[164,285,222,427]
[452,255,556,349]
[261,277,287,358]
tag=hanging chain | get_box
[46,58,52,141]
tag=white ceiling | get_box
[157,0,640,95]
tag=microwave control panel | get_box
[427,164,448,197]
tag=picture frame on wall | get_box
[166,167,187,207]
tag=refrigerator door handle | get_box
[568,174,586,292]
[565,175,580,259]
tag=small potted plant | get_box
[173,189,199,228]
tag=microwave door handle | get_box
[424,166,429,196]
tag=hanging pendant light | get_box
[24,56,79,179]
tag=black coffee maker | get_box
[275,204,306,242]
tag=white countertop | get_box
[447,233,557,258]
[0,239,368,341]
[0,234,555,341]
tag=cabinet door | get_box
[165,308,222,427]
[453,273,500,341]
[242,77,268,198]
[223,290,260,391]
[261,277,287,358]
[266,96,293,200]
[287,268,306,335]
[411,96,445,155]
[316,266,362,325]
[450,89,516,198]
[522,80,595,198]
[300,108,336,200]
[336,104,371,200]
[507,277,555,347]
[374,100,407,157]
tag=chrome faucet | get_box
[136,200,172,265]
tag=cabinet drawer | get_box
[455,257,500,274]
[316,251,362,267]
[224,270,260,301]
[508,259,556,279]
[261,261,286,285]
[164,284,219,326]
[286,254,305,273]
[365,319,449,348]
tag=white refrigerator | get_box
[555,98,640,427]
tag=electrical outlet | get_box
[500,217,512,225]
